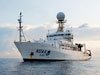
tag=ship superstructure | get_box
[14,12,91,61]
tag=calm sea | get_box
[0,51,100,75]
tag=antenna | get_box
[48,30,50,34]
[56,12,66,32]
[18,12,23,42]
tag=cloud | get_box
[0,23,100,58]
[24,23,58,31]
[0,28,21,58]
[78,23,89,28]
[0,23,58,31]
[73,26,100,41]
[0,24,17,29]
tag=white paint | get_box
[14,42,91,60]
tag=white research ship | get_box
[14,12,91,61]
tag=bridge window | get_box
[65,34,71,36]
[47,34,65,37]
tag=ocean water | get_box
[0,51,100,75]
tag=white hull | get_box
[14,42,91,61]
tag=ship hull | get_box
[14,42,91,61]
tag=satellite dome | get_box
[57,12,65,21]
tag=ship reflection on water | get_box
[16,61,73,75]
[0,58,100,75]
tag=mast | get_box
[57,21,64,32]
[18,12,23,42]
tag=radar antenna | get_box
[57,12,66,32]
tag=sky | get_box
[0,0,100,58]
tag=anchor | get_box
[30,52,34,59]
